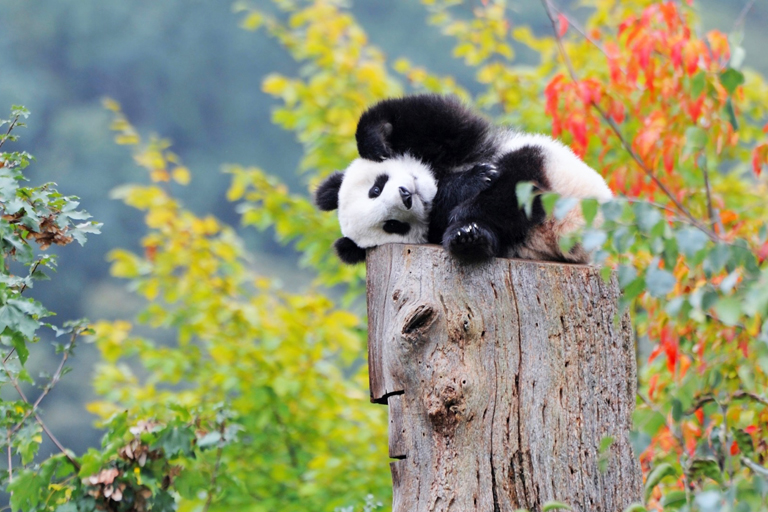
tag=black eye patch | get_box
[369,174,389,198]
[383,219,411,235]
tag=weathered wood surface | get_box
[366,244,642,512]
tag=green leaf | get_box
[515,181,535,217]
[581,198,599,226]
[542,502,572,511]
[713,297,741,326]
[582,230,607,252]
[675,227,708,258]
[684,126,708,154]
[688,458,724,485]
[601,199,623,222]
[618,264,637,287]
[690,71,707,97]
[645,265,675,298]
[724,97,738,130]
[632,202,662,234]
[660,490,687,509]
[643,462,678,502]
[703,244,730,276]
[719,68,745,94]
[154,425,196,457]
[553,197,578,221]
[622,504,648,512]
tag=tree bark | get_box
[366,244,642,512]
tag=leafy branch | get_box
[539,0,721,242]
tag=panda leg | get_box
[444,220,500,261]
[443,147,548,262]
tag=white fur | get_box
[337,155,438,248]
[498,131,613,201]
[498,131,613,256]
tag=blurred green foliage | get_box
[2,1,768,511]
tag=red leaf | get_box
[648,374,660,400]
[687,97,704,123]
[758,241,768,263]
[753,144,767,176]
[557,13,569,38]
[745,425,759,435]
[730,441,740,456]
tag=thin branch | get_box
[6,429,12,482]
[11,331,78,435]
[33,344,70,410]
[19,260,42,295]
[539,0,721,242]
[1,350,80,471]
[546,0,611,60]
[742,456,768,477]
[541,0,578,81]
[202,448,223,512]
[683,390,768,416]
[700,157,716,231]
[733,0,756,31]
[0,115,19,151]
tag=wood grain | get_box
[366,244,642,512]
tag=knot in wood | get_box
[401,304,437,343]
[425,380,465,433]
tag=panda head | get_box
[315,155,438,264]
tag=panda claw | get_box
[444,221,497,262]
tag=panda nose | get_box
[399,187,412,209]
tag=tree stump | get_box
[366,244,642,512]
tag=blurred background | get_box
[0,0,765,459]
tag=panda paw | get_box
[444,221,497,262]
[468,163,499,184]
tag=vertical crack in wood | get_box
[508,269,532,508]
[490,454,500,512]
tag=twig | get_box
[546,0,611,60]
[1,349,80,471]
[541,0,578,81]
[19,260,42,295]
[202,431,224,512]
[6,429,12,482]
[733,0,756,31]
[700,157,716,231]
[683,389,768,416]
[742,456,768,477]
[539,0,721,242]
[0,115,19,151]
[11,331,77,435]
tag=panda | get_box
[314,94,613,265]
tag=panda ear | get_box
[314,172,345,211]
[334,237,367,264]
[356,118,393,162]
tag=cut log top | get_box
[366,244,642,512]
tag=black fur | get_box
[442,147,548,262]
[315,172,344,211]
[356,94,495,173]
[334,237,367,264]
[358,95,551,262]
[383,220,411,235]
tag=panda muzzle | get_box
[399,187,413,209]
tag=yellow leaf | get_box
[171,166,191,185]
[150,168,170,182]
[102,98,121,112]
[115,134,140,145]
